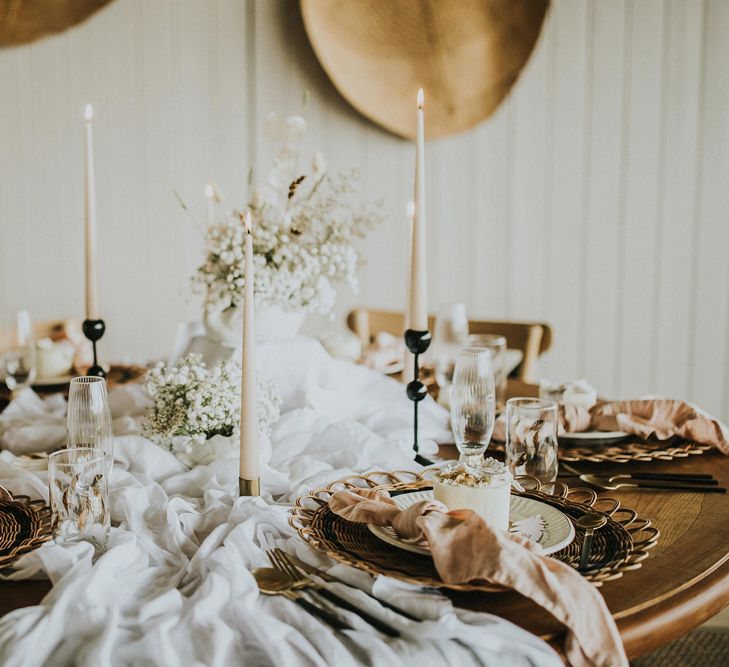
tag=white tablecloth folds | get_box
[0,337,564,666]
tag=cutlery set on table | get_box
[253,548,412,635]
[558,462,725,493]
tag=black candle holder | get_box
[404,328,433,466]
[82,319,106,378]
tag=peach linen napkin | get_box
[493,399,729,454]
[329,488,628,667]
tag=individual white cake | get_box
[433,459,512,531]
[35,338,75,379]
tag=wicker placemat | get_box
[557,438,711,463]
[0,486,54,569]
[290,471,659,592]
[488,438,711,464]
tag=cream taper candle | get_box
[408,88,427,331]
[239,210,259,492]
[404,201,415,332]
[84,104,100,320]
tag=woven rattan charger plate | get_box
[290,471,659,593]
[0,486,54,569]
[488,438,711,464]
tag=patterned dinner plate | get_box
[559,431,630,446]
[367,490,575,557]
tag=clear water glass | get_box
[67,376,114,463]
[2,349,36,393]
[505,398,559,484]
[49,447,110,551]
[433,302,469,407]
[450,347,496,468]
[467,334,507,409]
[1,312,36,394]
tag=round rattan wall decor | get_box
[300,0,550,139]
[0,0,114,47]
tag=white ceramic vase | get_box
[203,304,306,345]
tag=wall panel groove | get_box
[0,0,727,420]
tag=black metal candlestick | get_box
[404,328,433,466]
[82,319,106,378]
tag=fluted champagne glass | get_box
[450,347,496,468]
[67,376,113,464]
[433,303,469,408]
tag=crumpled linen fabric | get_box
[492,398,729,453]
[329,488,627,667]
[0,337,561,667]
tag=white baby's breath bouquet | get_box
[143,353,281,467]
[193,112,382,317]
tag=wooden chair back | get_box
[346,308,552,382]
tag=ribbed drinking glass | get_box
[67,376,113,463]
[450,347,495,468]
[467,334,508,409]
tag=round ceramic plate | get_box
[559,431,629,446]
[368,490,575,557]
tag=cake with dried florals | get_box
[433,459,512,531]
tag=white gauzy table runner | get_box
[0,337,561,667]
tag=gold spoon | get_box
[252,567,351,631]
[576,513,608,571]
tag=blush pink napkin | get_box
[493,399,729,454]
[330,487,627,667]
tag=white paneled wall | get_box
[1,0,728,421]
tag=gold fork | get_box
[267,549,400,637]
[275,548,420,621]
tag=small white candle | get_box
[408,88,427,331]
[84,104,100,320]
[239,210,259,485]
[205,183,216,226]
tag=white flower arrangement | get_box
[193,112,382,316]
[143,353,281,467]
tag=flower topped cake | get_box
[433,458,512,531]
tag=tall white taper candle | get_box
[239,210,259,493]
[84,104,100,320]
[404,201,415,332]
[408,88,427,331]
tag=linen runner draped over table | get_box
[0,337,563,667]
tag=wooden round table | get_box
[2,449,729,660]
[441,447,729,658]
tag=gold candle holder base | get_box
[239,477,261,496]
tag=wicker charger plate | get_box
[0,486,54,569]
[489,438,711,463]
[557,437,712,464]
[290,471,659,592]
